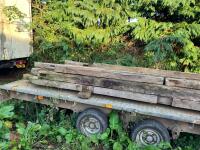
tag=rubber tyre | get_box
[76,108,108,136]
[131,119,170,145]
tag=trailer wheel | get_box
[76,108,108,136]
[131,120,170,145]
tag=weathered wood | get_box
[65,60,90,66]
[23,74,34,80]
[93,87,158,103]
[31,68,41,76]
[29,77,158,104]
[31,69,200,102]
[157,96,173,105]
[64,60,200,80]
[32,61,200,113]
[0,90,10,102]
[55,65,164,84]
[172,98,200,111]
[166,78,200,90]
[34,62,164,85]
[34,62,56,70]
[78,85,93,99]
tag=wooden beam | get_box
[172,98,200,111]
[166,78,200,90]
[157,96,173,105]
[0,90,10,102]
[29,78,158,104]
[64,60,200,80]
[31,69,200,102]
[34,62,164,85]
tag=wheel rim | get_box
[80,115,101,136]
[136,128,163,145]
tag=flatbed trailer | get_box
[1,79,200,145]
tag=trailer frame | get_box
[1,79,200,140]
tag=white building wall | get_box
[0,0,32,60]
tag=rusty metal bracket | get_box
[171,126,181,139]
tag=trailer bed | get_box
[1,79,200,125]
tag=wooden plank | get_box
[93,87,158,103]
[0,90,10,102]
[172,98,200,111]
[157,96,173,105]
[23,73,33,80]
[64,60,200,80]
[29,77,158,104]
[55,65,164,85]
[34,62,56,70]
[65,60,90,66]
[31,68,41,75]
[31,69,200,102]
[34,62,164,85]
[166,78,200,90]
[77,85,93,99]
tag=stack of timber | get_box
[27,61,200,111]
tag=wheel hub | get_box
[89,123,95,129]
[146,136,153,142]
[80,116,101,136]
[136,129,162,145]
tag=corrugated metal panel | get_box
[0,0,32,60]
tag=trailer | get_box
[0,0,32,69]
[0,61,200,145]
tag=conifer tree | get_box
[30,0,200,72]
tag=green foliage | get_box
[2,0,200,71]
[0,105,14,119]
[128,17,200,71]
[16,122,41,149]
[26,0,200,72]
[172,133,200,150]
[0,104,14,149]
[0,101,200,149]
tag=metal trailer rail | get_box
[1,80,200,140]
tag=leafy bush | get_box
[3,0,200,71]
[0,104,14,149]
[0,102,171,150]
[1,101,200,150]
[25,0,199,72]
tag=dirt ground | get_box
[0,68,27,85]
